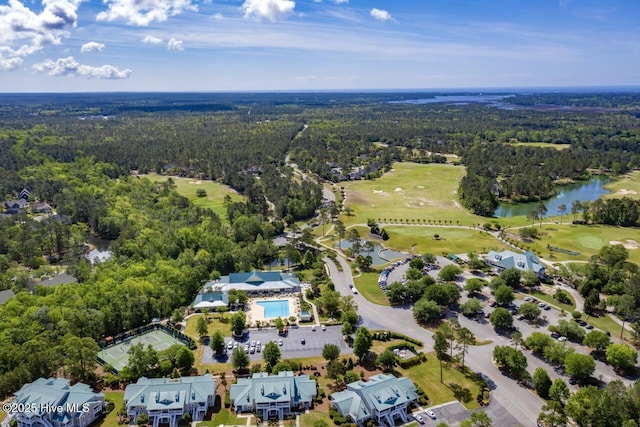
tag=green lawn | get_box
[141,174,243,222]
[383,226,504,257]
[604,171,640,200]
[585,314,632,341]
[340,163,503,228]
[185,313,232,341]
[354,272,389,306]
[91,391,124,427]
[527,289,575,312]
[509,223,640,265]
[400,352,482,410]
[198,408,249,426]
[506,142,571,150]
[299,410,332,427]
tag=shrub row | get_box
[398,353,426,369]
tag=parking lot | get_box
[412,401,522,426]
[201,324,351,364]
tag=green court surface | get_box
[98,329,186,372]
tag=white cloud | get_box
[142,35,163,44]
[242,0,295,23]
[370,8,391,22]
[81,41,105,53]
[0,0,82,71]
[213,13,224,21]
[0,56,23,71]
[334,0,348,3]
[167,38,183,51]
[97,0,197,26]
[34,56,132,79]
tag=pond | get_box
[494,176,611,218]
[336,240,406,266]
[85,236,113,264]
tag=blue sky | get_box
[0,0,638,92]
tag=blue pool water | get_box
[257,300,290,319]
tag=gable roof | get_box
[203,271,300,293]
[485,250,545,274]
[13,378,104,421]
[124,375,216,410]
[331,374,418,421]
[0,289,16,305]
[193,290,229,309]
[35,273,78,288]
[4,199,28,209]
[230,371,316,407]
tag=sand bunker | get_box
[372,190,384,194]
[609,240,639,249]
[394,187,404,192]
[417,185,425,189]
[617,189,638,195]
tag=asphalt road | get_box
[326,254,543,427]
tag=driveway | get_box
[201,325,351,364]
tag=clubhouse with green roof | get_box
[331,374,419,427]
[195,270,301,305]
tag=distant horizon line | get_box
[1,85,640,95]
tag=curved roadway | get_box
[324,254,543,427]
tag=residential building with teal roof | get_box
[230,371,316,420]
[8,378,104,427]
[331,374,419,427]
[124,375,216,427]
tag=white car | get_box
[412,414,424,424]
[227,341,233,349]
[322,325,326,331]
[426,410,436,419]
[278,339,283,346]
[312,325,316,331]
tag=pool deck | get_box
[247,295,300,325]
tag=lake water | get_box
[494,176,611,218]
[85,237,113,264]
[389,94,512,105]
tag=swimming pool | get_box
[256,300,290,319]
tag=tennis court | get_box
[98,329,186,372]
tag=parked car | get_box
[524,296,532,302]
[543,305,551,310]
[227,341,233,349]
[278,339,283,346]
[585,324,594,330]
[301,338,306,345]
[551,332,561,339]
[311,325,316,331]
[426,410,436,419]
[538,302,546,308]
[412,414,424,424]
[322,325,326,331]
[558,336,567,342]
